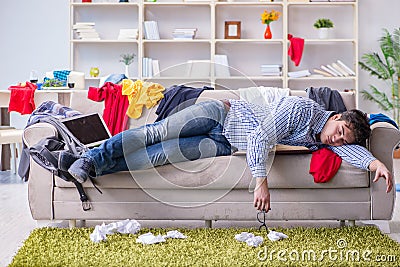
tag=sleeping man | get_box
[64,96,393,212]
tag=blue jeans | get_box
[85,100,232,176]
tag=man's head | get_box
[320,109,371,147]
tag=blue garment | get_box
[43,70,71,86]
[369,113,398,129]
[85,100,231,176]
[155,85,213,122]
[53,70,71,82]
[28,101,82,125]
[224,97,375,178]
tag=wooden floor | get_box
[1,168,400,267]
[0,171,36,267]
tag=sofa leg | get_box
[205,220,212,228]
[339,220,345,227]
[348,220,355,227]
[69,219,77,228]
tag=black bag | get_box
[28,116,94,211]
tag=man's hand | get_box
[369,160,393,193]
[254,177,271,212]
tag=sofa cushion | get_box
[55,154,368,190]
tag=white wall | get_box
[0,0,69,89]
[0,0,399,114]
[358,0,400,113]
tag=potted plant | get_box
[120,53,136,78]
[359,28,400,124]
[313,18,334,39]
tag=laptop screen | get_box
[61,113,111,147]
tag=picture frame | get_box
[224,21,241,39]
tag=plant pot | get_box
[125,65,130,78]
[264,24,272,39]
[318,28,329,39]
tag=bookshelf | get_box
[69,0,358,97]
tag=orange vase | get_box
[264,24,272,39]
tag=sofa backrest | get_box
[69,89,356,130]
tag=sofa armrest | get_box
[23,123,57,220]
[23,123,57,147]
[369,122,400,219]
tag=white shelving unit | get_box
[69,0,358,95]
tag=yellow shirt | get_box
[122,79,165,119]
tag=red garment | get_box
[88,82,129,136]
[309,148,342,183]
[8,82,37,115]
[288,34,305,67]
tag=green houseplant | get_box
[313,18,334,39]
[359,28,400,124]
[120,53,136,78]
[313,18,334,29]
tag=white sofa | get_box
[23,90,400,228]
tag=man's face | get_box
[320,114,355,146]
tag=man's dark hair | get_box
[340,109,371,146]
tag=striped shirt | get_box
[222,96,376,178]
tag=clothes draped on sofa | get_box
[306,86,347,113]
[8,82,37,115]
[18,101,83,181]
[309,147,342,183]
[121,79,165,119]
[88,82,129,136]
[155,84,214,122]
[238,86,290,106]
[369,113,398,129]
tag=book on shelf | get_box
[260,64,282,76]
[118,28,138,40]
[172,28,197,40]
[73,22,101,40]
[320,65,338,77]
[315,61,355,77]
[78,32,100,37]
[326,64,344,77]
[174,28,198,32]
[337,60,355,76]
[186,60,211,77]
[75,28,97,33]
[152,59,160,77]
[214,54,230,77]
[309,0,329,2]
[142,57,155,77]
[143,21,160,40]
[288,69,311,78]
[331,62,350,77]
[72,23,96,30]
[74,22,95,26]
[313,68,333,77]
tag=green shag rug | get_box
[9,226,400,267]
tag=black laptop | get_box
[61,113,112,147]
